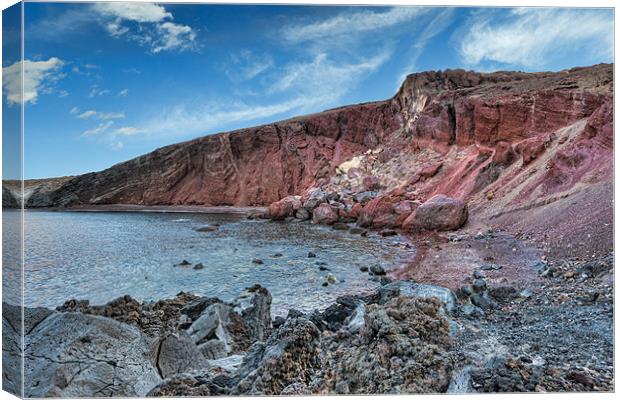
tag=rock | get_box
[349,227,367,235]
[272,252,283,258]
[326,274,338,284]
[359,266,369,272]
[362,176,381,191]
[193,263,205,270]
[312,203,339,225]
[459,303,485,318]
[380,229,397,237]
[353,191,377,205]
[380,281,458,315]
[294,208,310,220]
[472,278,487,293]
[24,312,161,397]
[251,258,263,265]
[233,317,321,395]
[480,264,502,271]
[198,339,229,359]
[307,252,316,258]
[567,370,594,388]
[302,188,327,211]
[403,195,468,231]
[318,266,329,271]
[369,265,386,276]
[186,303,235,354]
[473,270,484,279]
[321,282,328,287]
[269,196,301,220]
[195,226,218,232]
[175,259,192,267]
[470,293,493,310]
[332,222,349,230]
[232,284,272,342]
[147,374,212,397]
[157,332,208,378]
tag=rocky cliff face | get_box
[15,64,612,217]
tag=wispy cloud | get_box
[93,2,198,54]
[88,85,111,98]
[2,57,64,105]
[459,8,613,69]
[118,88,129,97]
[282,6,425,43]
[81,120,115,137]
[73,109,125,121]
[225,50,274,82]
[116,127,144,136]
[77,110,98,119]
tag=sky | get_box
[1,2,614,179]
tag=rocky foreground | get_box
[2,250,613,397]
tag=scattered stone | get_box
[369,265,386,276]
[193,263,205,270]
[251,258,263,265]
[380,229,397,237]
[318,266,330,271]
[349,227,367,235]
[175,260,192,267]
[195,226,218,232]
[332,222,349,230]
[359,266,369,272]
[312,203,339,225]
[272,253,283,258]
[480,264,502,271]
[473,270,485,279]
[472,278,487,293]
[307,252,317,258]
[321,282,328,287]
[326,274,338,284]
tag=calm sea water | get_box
[3,210,414,316]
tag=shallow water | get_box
[3,210,414,316]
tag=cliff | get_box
[9,64,612,233]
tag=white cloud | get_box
[92,3,197,54]
[77,110,98,119]
[282,7,425,43]
[116,127,143,136]
[58,90,69,98]
[270,51,391,101]
[226,50,273,82]
[88,85,111,98]
[2,57,64,105]
[81,121,114,137]
[92,3,171,23]
[459,8,613,68]
[69,106,80,115]
[118,88,129,96]
[99,112,125,120]
[152,22,197,53]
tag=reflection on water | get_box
[5,210,414,316]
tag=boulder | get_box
[403,195,468,231]
[268,196,301,220]
[156,332,208,378]
[312,203,339,225]
[24,312,161,397]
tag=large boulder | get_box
[312,203,339,225]
[232,284,272,342]
[268,196,302,220]
[403,194,467,231]
[24,312,161,397]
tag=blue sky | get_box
[1,3,614,179]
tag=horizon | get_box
[2,3,614,179]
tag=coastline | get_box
[22,204,269,215]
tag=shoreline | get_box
[19,204,269,215]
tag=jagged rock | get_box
[232,284,272,342]
[403,195,468,231]
[295,207,310,220]
[232,317,322,395]
[312,203,339,225]
[147,374,212,397]
[379,281,457,315]
[24,312,161,397]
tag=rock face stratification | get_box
[13,64,612,218]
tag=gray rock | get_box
[186,303,234,353]
[307,251,317,258]
[295,208,311,220]
[232,284,272,342]
[380,281,458,315]
[193,263,205,270]
[369,265,386,276]
[470,293,494,310]
[195,226,218,232]
[472,278,487,293]
[198,339,229,359]
[157,332,208,377]
[24,312,161,397]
